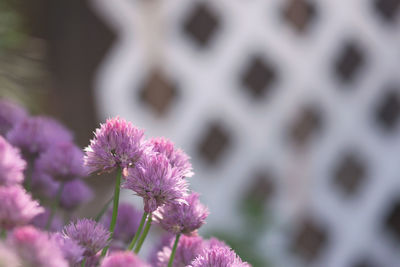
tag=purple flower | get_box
[101,203,142,244]
[148,233,174,266]
[0,185,44,230]
[123,153,189,213]
[156,235,205,267]
[8,226,68,267]
[149,137,194,178]
[52,233,85,265]
[31,173,93,211]
[86,253,101,267]
[31,208,63,232]
[204,237,228,249]
[0,136,26,186]
[7,116,73,157]
[0,242,20,267]
[60,179,93,211]
[31,170,59,198]
[189,246,250,267]
[100,251,150,267]
[34,142,87,182]
[63,219,110,256]
[154,192,209,235]
[0,99,27,136]
[84,117,146,174]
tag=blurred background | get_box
[1,0,400,266]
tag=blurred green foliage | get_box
[205,189,275,267]
[0,0,25,52]
[0,0,48,113]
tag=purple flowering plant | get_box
[0,99,250,267]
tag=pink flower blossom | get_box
[149,137,194,178]
[123,153,188,213]
[8,226,68,267]
[84,117,146,174]
[0,185,43,230]
[0,136,26,186]
[63,219,110,256]
[100,251,150,267]
[154,192,209,235]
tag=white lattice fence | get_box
[90,0,400,266]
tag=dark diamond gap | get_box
[241,171,275,227]
[282,0,317,33]
[182,2,220,48]
[241,56,278,100]
[352,258,380,267]
[244,171,275,205]
[334,42,365,83]
[375,88,400,131]
[333,153,367,196]
[197,122,231,165]
[139,69,178,117]
[291,219,329,262]
[384,198,400,242]
[374,0,400,22]
[289,105,322,147]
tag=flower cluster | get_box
[0,99,250,267]
[8,226,68,267]
[0,185,43,230]
[153,193,209,236]
[0,136,26,186]
[0,100,27,136]
[123,153,189,213]
[84,117,146,174]
[63,219,110,257]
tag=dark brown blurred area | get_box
[0,0,118,216]
[14,0,115,147]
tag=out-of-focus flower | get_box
[52,233,84,266]
[7,116,73,156]
[0,185,43,230]
[0,136,26,186]
[189,246,250,267]
[0,242,20,267]
[148,233,174,266]
[8,226,68,267]
[34,142,86,182]
[100,251,150,267]
[60,179,93,211]
[84,117,146,174]
[123,153,188,213]
[154,192,208,235]
[149,137,193,178]
[31,172,93,211]
[156,235,204,267]
[31,170,59,198]
[63,219,110,256]
[85,253,101,267]
[31,208,63,232]
[204,237,228,249]
[101,203,141,244]
[0,99,27,136]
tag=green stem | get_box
[95,196,114,222]
[81,258,86,267]
[25,175,31,191]
[127,212,148,251]
[101,168,122,257]
[0,229,6,239]
[168,233,181,267]
[24,158,33,191]
[46,182,64,230]
[134,213,152,254]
